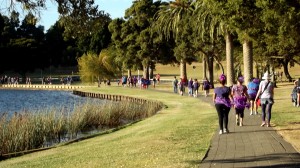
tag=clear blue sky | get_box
[39,0,134,31]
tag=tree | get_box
[255,0,300,82]
[153,0,195,80]
[77,50,119,83]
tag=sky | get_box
[39,0,134,31]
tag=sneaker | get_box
[261,122,266,127]
[223,128,229,134]
[219,130,223,135]
[250,112,253,115]
[239,123,243,127]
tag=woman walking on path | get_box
[202,77,210,97]
[213,74,233,135]
[255,72,275,127]
[247,78,260,115]
[231,76,250,126]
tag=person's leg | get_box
[215,104,224,134]
[261,103,267,126]
[223,106,230,133]
[239,109,245,126]
[250,100,254,115]
[266,103,273,127]
[255,99,259,115]
[235,108,239,126]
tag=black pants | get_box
[215,104,230,130]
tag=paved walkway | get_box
[199,97,300,168]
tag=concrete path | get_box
[199,97,300,167]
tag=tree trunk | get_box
[283,59,293,82]
[180,59,187,80]
[270,65,277,87]
[203,56,207,79]
[127,69,132,78]
[207,52,214,88]
[226,32,234,86]
[243,40,253,85]
[143,65,149,79]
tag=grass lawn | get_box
[0,63,299,167]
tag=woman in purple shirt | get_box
[213,74,233,135]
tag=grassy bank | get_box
[0,86,217,167]
[0,63,299,167]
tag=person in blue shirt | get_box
[247,78,260,115]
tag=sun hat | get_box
[262,72,271,80]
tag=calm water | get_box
[0,89,104,116]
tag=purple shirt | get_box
[214,86,231,107]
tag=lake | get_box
[0,89,104,116]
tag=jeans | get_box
[173,86,178,93]
[261,103,273,123]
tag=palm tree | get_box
[192,1,235,86]
[153,0,194,80]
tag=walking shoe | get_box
[250,112,253,115]
[219,130,223,135]
[223,128,229,134]
[261,122,266,127]
[239,123,243,127]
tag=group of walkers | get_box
[172,76,210,97]
[119,74,161,89]
[0,76,20,85]
[213,72,275,135]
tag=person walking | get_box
[255,72,275,127]
[247,78,260,115]
[173,76,178,93]
[202,77,210,97]
[213,74,233,135]
[294,78,300,107]
[231,76,250,126]
[188,77,194,97]
[193,78,199,97]
[178,78,184,96]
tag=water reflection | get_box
[0,89,104,116]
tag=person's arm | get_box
[255,83,262,101]
[213,92,216,103]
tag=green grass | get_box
[0,86,217,167]
[0,63,299,167]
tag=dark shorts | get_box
[248,94,256,101]
[235,108,245,118]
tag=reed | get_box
[0,99,163,157]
